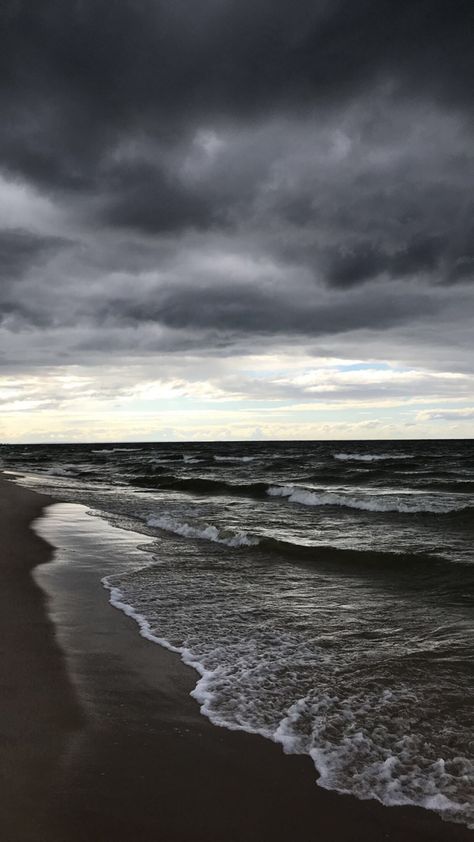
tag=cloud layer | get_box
[0,0,472,439]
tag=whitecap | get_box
[266,485,469,514]
[147,513,259,547]
[214,455,256,463]
[333,452,414,462]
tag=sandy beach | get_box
[0,472,472,842]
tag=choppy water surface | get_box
[2,440,473,826]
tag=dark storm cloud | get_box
[0,229,67,280]
[103,161,216,233]
[107,282,438,336]
[1,0,472,192]
[7,257,438,340]
[0,228,442,341]
[322,231,474,288]
[269,119,474,290]
[0,0,472,373]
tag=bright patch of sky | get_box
[0,356,472,442]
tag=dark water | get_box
[2,440,473,826]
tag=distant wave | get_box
[182,455,204,464]
[44,466,102,481]
[418,479,474,494]
[267,485,471,514]
[131,472,472,514]
[92,447,142,454]
[45,466,79,477]
[133,474,269,497]
[213,455,256,463]
[148,456,183,465]
[147,514,259,548]
[333,452,414,462]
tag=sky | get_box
[0,0,472,442]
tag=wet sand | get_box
[0,474,472,841]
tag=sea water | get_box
[3,439,473,827]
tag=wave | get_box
[45,466,79,477]
[213,455,256,463]
[182,455,204,464]
[103,571,474,830]
[132,474,269,498]
[147,514,259,548]
[258,536,453,572]
[305,469,392,486]
[333,452,414,462]
[267,485,471,514]
[91,447,142,454]
[130,472,472,515]
[415,479,474,494]
[144,512,464,576]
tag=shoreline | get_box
[0,476,83,841]
[1,474,472,841]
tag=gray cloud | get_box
[321,232,474,288]
[1,0,472,192]
[0,0,472,402]
[0,229,67,281]
[100,280,438,337]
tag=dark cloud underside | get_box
[1,0,472,186]
[0,229,67,280]
[0,0,472,367]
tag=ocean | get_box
[2,439,473,827]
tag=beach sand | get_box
[0,473,471,842]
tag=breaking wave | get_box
[92,447,142,453]
[103,559,474,830]
[45,466,79,478]
[333,453,414,462]
[267,485,471,514]
[147,513,259,548]
[214,455,256,463]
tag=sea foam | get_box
[102,558,474,830]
